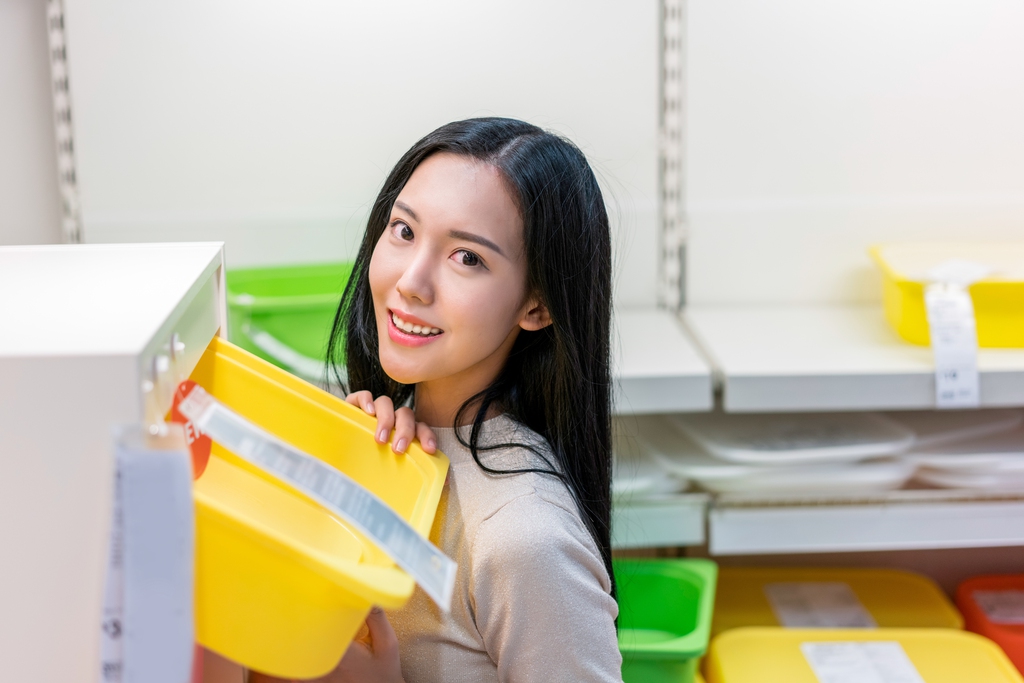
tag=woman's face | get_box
[368,152,549,390]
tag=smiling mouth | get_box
[390,311,443,337]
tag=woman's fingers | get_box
[392,406,417,453]
[364,607,399,659]
[344,392,437,455]
[344,390,376,416]
[416,421,438,454]
[372,395,395,444]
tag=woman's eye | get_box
[454,250,480,267]
[391,222,414,241]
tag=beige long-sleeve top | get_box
[389,415,622,683]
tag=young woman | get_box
[255,117,620,682]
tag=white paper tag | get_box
[973,589,1024,624]
[765,582,877,628]
[801,642,926,683]
[99,467,124,683]
[177,385,456,611]
[924,282,980,408]
[927,259,994,288]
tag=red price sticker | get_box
[170,380,212,479]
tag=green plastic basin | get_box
[225,262,353,381]
[615,558,718,683]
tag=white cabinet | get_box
[0,242,224,682]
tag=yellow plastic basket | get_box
[711,567,962,637]
[706,628,1024,683]
[870,243,1024,347]
[189,337,448,678]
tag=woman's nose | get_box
[395,253,435,305]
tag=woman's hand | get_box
[249,608,405,683]
[345,391,437,455]
[328,607,406,683]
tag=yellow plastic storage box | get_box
[706,628,1024,683]
[189,337,448,678]
[870,243,1024,347]
[712,567,962,637]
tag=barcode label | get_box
[925,282,980,409]
[765,582,877,628]
[801,642,926,683]
[177,384,456,611]
[973,589,1024,624]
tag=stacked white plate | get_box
[634,414,916,496]
[895,411,1024,491]
[670,412,916,464]
[611,419,688,500]
[884,409,1023,450]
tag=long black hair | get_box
[327,117,614,594]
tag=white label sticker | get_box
[765,582,877,628]
[973,589,1024,624]
[801,642,926,683]
[177,385,457,611]
[924,282,980,409]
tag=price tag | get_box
[101,426,195,683]
[99,468,124,683]
[973,589,1024,624]
[176,383,457,611]
[765,582,876,628]
[924,282,981,409]
[801,642,926,683]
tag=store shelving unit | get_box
[612,493,709,550]
[0,243,224,682]
[613,308,713,414]
[708,490,1024,555]
[607,307,1024,557]
[685,304,1024,413]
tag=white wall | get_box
[685,0,1024,305]
[0,0,61,246]
[63,0,661,307]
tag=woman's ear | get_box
[519,298,553,331]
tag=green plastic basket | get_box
[615,558,718,683]
[225,262,353,382]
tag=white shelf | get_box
[0,242,224,356]
[684,304,1024,412]
[613,308,713,414]
[611,493,709,550]
[0,243,224,681]
[708,490,1024,555]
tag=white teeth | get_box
[392,312,441,337]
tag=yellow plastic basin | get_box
[189,337,448,678]
[870,243,1024,347]
[706,628,1024,683]
[712,567,963,637]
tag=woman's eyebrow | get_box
[394,200,419,221]
[449,230,506,257]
